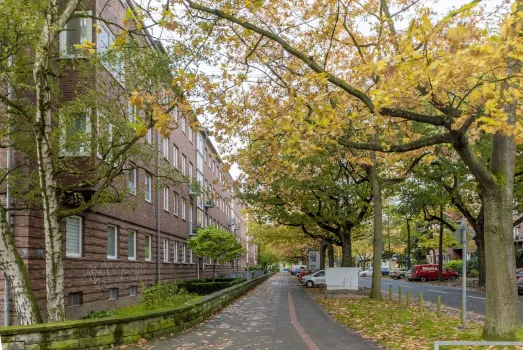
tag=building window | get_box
[109,288,118,300]
[180,116,186,134]
[188,125,193,143]
[182,154,187,175]
[66,216,82,258]
[174,192,179,216]
[162,138,169,160]
[129,286,137,297]
[174,241,179,263]
[182,198,187,220]
[96,113,113,160]
[164,187,169,212]
[173,144,179,168]
[163,239,169,262]
[145,128,152,144]
[59,12,92,57]
[182,243,186,263]
[68,292,82,307]
[145,234,152,261]
[128,231,136,260]
[189,162,193,178]
[107,225,118,259]
[190,248,193,264]
[62,113,92,156]
[96,22,124,84]
[128,165,136,194]
[145,173,152,203]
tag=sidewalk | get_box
[145,273,380,349]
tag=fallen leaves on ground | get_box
[318,297,523,350]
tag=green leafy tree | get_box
[188,227,245,279]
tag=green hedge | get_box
[182,278,242,284]
[177,279,245,295]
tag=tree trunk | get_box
[0,209,42,325]
[438,204,444,281]
[32,1,80,322]
[406,217,411,269]
[327,243,334,267]
[320,243,327,270]
[369,162,382,300]
[340,231,354,267]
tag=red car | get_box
[407,264,459,282]
[298,269,313,282]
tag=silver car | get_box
[302,270,326,288]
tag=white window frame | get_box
[59,11,93,58]
[163,187,169,212]
[96,112,113,160]
[190,248,193,264]
[145,174,152,203]
[109,288,118,300]
[180,116,186,134]
[129,286,137,297]
[189,162,193,179]
[66,216,82,258]
[60,112,92,157]
[182,243,186,263]
[174,241,179,263]
[162,138,169,160]
[128,165,136,194]
[145,234,152,261]
[181,154,187,175]
[173,144,179,168]
[188,125,193,143]
[107,225,118,260]
[173,192,179,216]
[145,128,152,144]
[163,239,169,262]
[128,230,136,261]
[182,198,187,220]
[96,21,125,86]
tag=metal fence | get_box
[434,341,523,349]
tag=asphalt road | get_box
[359,276,523,321]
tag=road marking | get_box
[428,290,448,294]
[286,278,320,350]
[468,296,485,300]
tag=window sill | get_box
[66,255,83,259]
[164,209,170,213]
[145,199,153,204]
[107,257,119,261]
[145,259,152,262]
[128,258,136,261]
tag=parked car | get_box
[407,264,459,282]
[281,268,289,272]
[302,270,326,288]
[390,268,409,279]
[298,269,313,282]
[518,280,523,295]
[358,269,373,277]
[290,265,306,275]
[381,268,390,276]
[516,269,523,281]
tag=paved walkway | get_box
[147,273,380,349]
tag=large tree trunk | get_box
[475,213,486,287]
[327,243,334,267]
[340,230,354,267]
[32,0,81,322]
[0,208,42,325]
[320,243,327,270]
[406,218,411,269]
[369,163,382,300]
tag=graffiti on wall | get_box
[83,263,155,291]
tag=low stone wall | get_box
[0,274,271,350]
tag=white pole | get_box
[462,220,467,329]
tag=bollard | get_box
[437,295,441,318]
[398,286,402,305]
[389,284,392,301]
[406,290,410,307]
[419,292,423,312]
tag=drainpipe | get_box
[156,132,161,282]
[4,55,14,327]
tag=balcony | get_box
[190,222,202,236]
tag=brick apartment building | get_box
[0,0,256,325]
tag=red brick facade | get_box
[0,0,254,325]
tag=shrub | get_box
[140,281,180,310]
[177,278,245,295]
[245,265,263,271]
[82,309,118,319]
[446,260,462,272]
[468,269,479,278]
[446,257,478,276]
